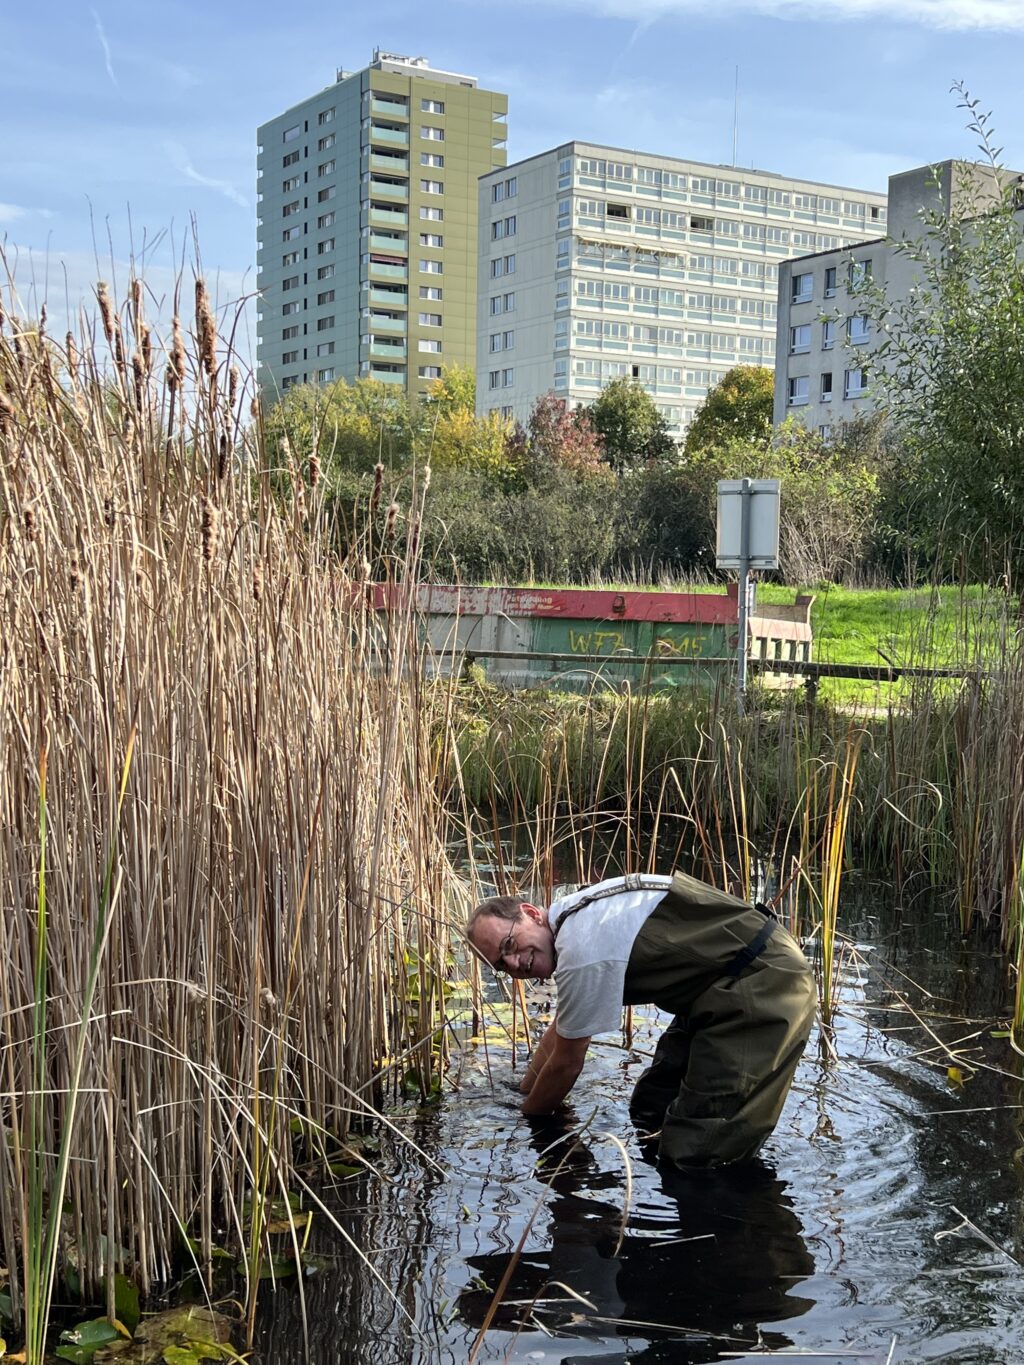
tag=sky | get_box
[4,0,1024,364]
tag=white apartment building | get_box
[475,142,886,438]
[774,160,1024,435]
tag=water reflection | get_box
[457,1116,815,1362]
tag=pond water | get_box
[254,886,1024,1364]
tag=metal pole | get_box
[737,477,751,714]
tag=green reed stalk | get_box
[818,728,862,1035]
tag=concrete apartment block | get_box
[476,142,886,439]
[257,50,508,405]
[773,159,1024,435]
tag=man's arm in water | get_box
[519,1018,590,1115]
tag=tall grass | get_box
[0,272,458,1351]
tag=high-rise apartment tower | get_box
[476,142,885,438]
[257,51,508,401]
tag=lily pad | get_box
[56,1317,122,1363]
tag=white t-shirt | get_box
[549,875,673,1039]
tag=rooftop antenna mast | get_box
[732,65,739,166]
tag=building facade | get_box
[257,51,508,402]
[773,160,1022,435]
[475,142,886,438]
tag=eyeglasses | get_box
[494,926,518,973]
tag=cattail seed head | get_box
[131,278,144,320]
[96,282,115,345]
[132,352,145,408]
[23,507,35,542]
[66,331,78,372]
[140,322,152,377]
[217,433,229,481]
[384,501,399,540]
[308,450,320,490]
[103,497,115,528]
[69,552,82,594]
[0,391,12,435]
[195,279,217,379]
[250,396,260,422]
[422,464,432,494]
[252,560,263,602]
[201,496,218,562]
[39,303,47,339]
[407,515,420,559]
[168,316,187,390]
[370,462,385,516]
[228,365,240,410]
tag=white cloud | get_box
[90,8,118,88]
[164,141,250,210]
[0,203,28,224]
[515,0,1024,30]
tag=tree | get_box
[418,364,476,417]
[683,365,774,457]
[519,393,610,483]
[858,92,1024,582]
[586,377,677,473]
[263,376,411,476]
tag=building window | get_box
[849,259,872,288]
[317,238,335,254]
[282,251,299,267]
[421,152,444,167]
[282,350,299,364]
[790,324,811,355]
[844,368,867,398]
[317,186,336,203]
[418,312,442,326]
[281,301,299,316]
[506,176,517,197]
[317,368,335,382]
[419,365,443,378]
[848,315,870,344]
[283,150,300,168]
[488,370,500,390]
[318,134,335,152]
[317,290,335,306]
[420,180,443,194]
[282,176,300,193]
[318,108,335,125]
[316,341,335,357]
[788,376,809,407]
[282,325,299,341]
[489,296,502,315]
[420,206,443,221]
[283,124,301,143]
[822,319,835,350]
[419,286,442,300]
[821,372,833,402]
[824,266,837,298]
[319,160,335,177]
[317,212,335,229]
[791,273,813,304]
[690,214,714,232]
[421,98,445,114]
[317,316,335,331]
[281,376,297,390]
[281,275,299,291]
[503,330,514,349]
[489,333,501,353]
[419,233,443,248]
[282,200,300,217]
[419,339,442,353]
[317,263,334,280]
[502,368,514,387]
[504,292,515,311]
[421,126,445,141]
[419,259,443,274]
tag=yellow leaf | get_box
[112,1319,133,1340]
[266,1212,310,1235]
[947,1066,965,1085]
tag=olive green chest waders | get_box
[565,871,815,1168]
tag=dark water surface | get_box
[255,891,1024,1363]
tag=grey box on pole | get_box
[716,479,781,571]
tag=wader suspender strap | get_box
[552,877,778,980]
[723,917,776,978]
[551,874,669,944]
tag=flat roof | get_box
[480,139,886,200]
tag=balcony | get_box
[370,340,407,358]
[369,204,408,226]
[370,124,409,147]
[369,178,409,201]
[368,314,405,333]
[370,287,407,307]
[369,366,406,384]
[370,232,408,252]
[371,97,409,119]
[368,258,408,280]
[371,152,408,174]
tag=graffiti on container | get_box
[568,629,626,655]
[655,633,706,657]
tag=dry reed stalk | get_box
[0,268,463,1349]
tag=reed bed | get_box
[0,274,459,1351]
